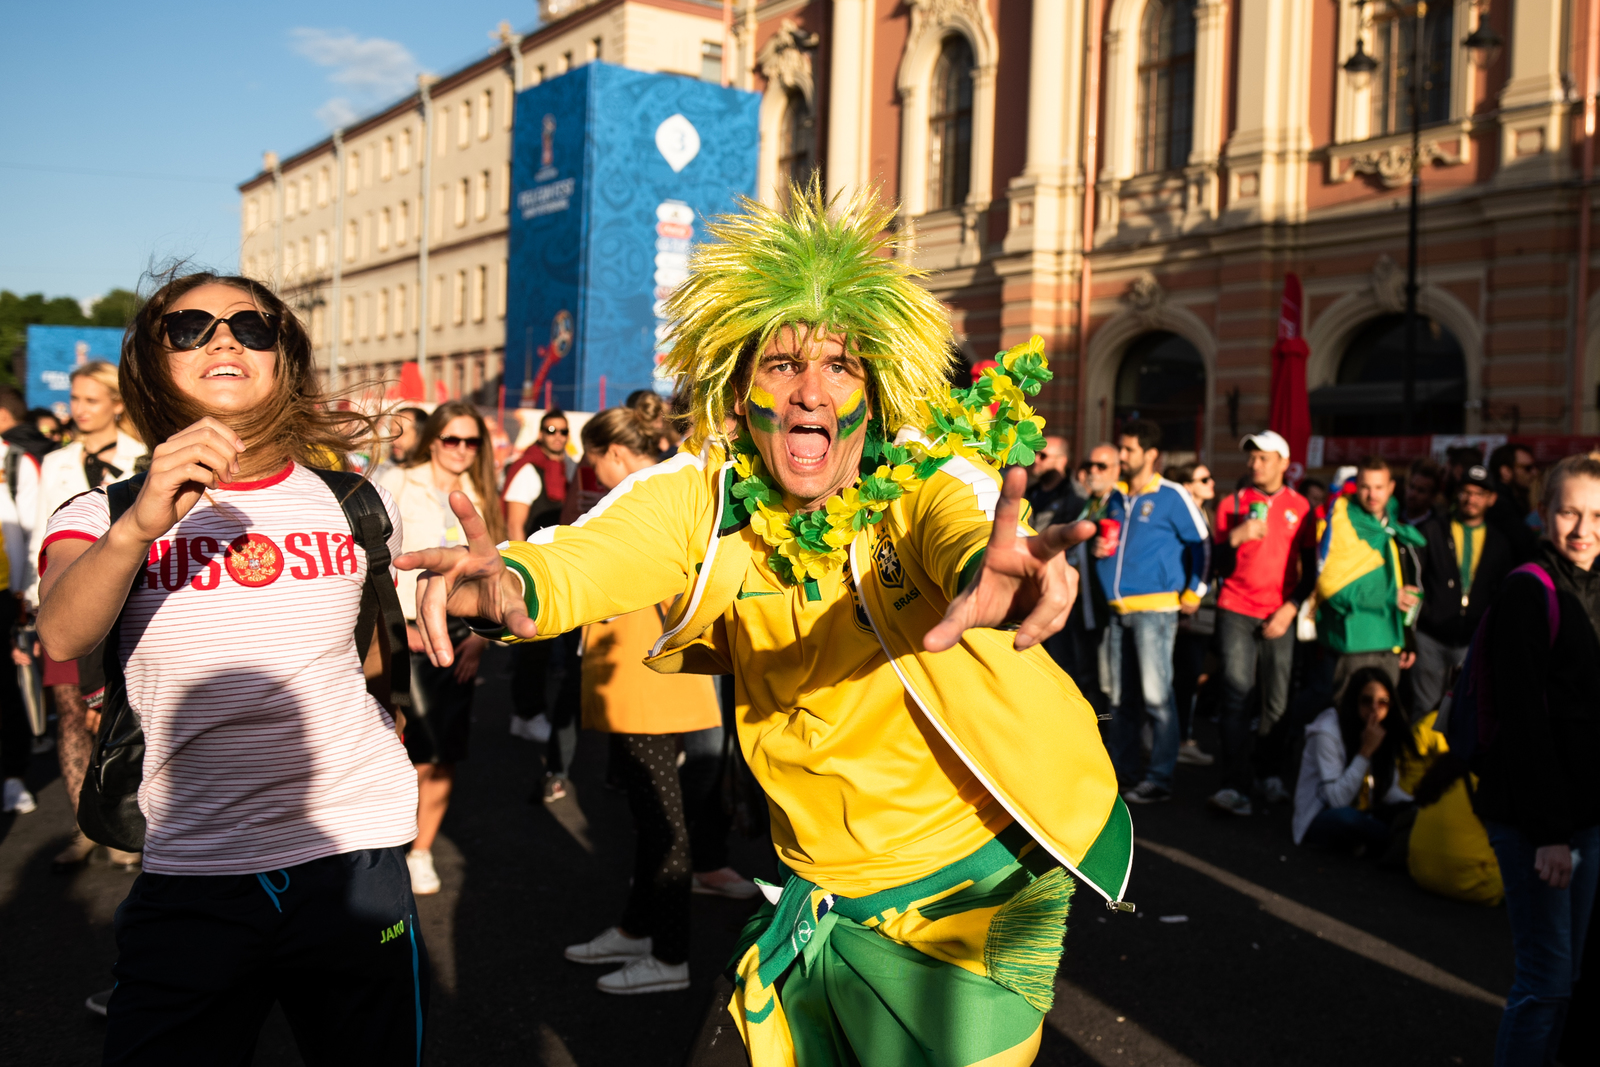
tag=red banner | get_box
[1268,273,1311,480]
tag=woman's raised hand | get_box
[124,417,245,543]
[396,491,538,666]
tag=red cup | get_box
[1097,518,1121,552]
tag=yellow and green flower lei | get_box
[726,335,1052,587]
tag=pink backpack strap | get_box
[1509,563,1560,644]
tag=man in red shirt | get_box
[1208,431,1317,816]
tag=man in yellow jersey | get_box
[397,183,1133,1067]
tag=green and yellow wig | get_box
[661,179,955,453]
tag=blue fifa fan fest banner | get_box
[507,62,759,411]
[25,325,125,421]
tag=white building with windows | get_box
[245,0,1600,465]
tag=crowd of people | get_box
[1025,425,1600,1065]
[1,186,1595,1066]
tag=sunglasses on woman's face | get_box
[438,435,481,450]
[162,309,280,351]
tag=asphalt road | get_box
[2,646,1516,1066]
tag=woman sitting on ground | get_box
[1292,666,1416,851]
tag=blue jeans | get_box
[1105,610,1179,789]
[1303,806,1390,852]
[1486,822,1600,1067]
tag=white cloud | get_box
[290,28,422,128]
[316,97,361,129]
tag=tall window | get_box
[1136,0,1196,173]
[395,284,408,334]
[458,101,472,148]
[399,128,413,173]
[471,265,487,322]
[397,200,410,245]
[478,90,492,138]
[701,41,723,82]
[299,176,311,213]
[380,137,393,180]
[315,231,328,269]
[475,170,490,220]
[777,89,816,207]
[1370,7,1454,135]
[345,220,358,262]
[499,163,511,213]
[316,167,330,206]
[378,208,391,252]
[286,182,299,216]
[377,289,390,338]
[455,178,469,227]
[342,296,356,344]
[927,36,975,211]
[347,152,360,194]
[452,271,467,325]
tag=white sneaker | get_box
[407,849,441,895]
[692,868,760,900]
[1208,788,1253,817]
[1176,740,1215,766]
[596,956,689,995]
[565,926,653,964]
[1262,776,1290,805]
[2,778,36,814]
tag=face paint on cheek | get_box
[746,386,779,435]
[836,390,866,438]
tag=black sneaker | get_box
[1121,781,1172,805]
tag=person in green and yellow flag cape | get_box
[395,180,1135,1066]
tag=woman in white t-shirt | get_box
[37,272,424,1065]
[378,400,503,896]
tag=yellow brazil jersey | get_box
[500,444,1132,907]
[729,543,1011,895]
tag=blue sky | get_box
[0,2,536,306]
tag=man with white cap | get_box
[1207,430,1318,816]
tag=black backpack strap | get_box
[308,467,411,709]
[75,474,149,851]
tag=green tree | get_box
[89,288,142,328]
[0,290,91,386]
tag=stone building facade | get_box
[243,0,1599,469]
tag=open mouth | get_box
[784,424,832,471]
[202,364,246,379]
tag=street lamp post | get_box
[1343,2,1503,436]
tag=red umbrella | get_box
[1268,272,1312,483]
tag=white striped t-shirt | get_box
[43,462,418,876]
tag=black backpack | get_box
[75,467,412,853]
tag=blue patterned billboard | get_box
[506,62,759,412]
[24,324,125,421]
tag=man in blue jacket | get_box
[1093,419,1211,803]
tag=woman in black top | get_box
[1477,454,1600,1066]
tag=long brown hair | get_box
[404,400,506,542]
[581,394,666,459]
[120,271,375,473]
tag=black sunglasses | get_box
[438,435,481,450]
[542,425,568,435]
[1087,461,1112,471]
[162,309,280,351]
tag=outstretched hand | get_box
[924,467,1095,653]
[394,491,538,666]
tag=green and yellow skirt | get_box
[728,825,1070,1067]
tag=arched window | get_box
[927,36,974,210]
[1136,0,1196,174]
[778,89,816,208]
[1311,314,1465,434]
[1370,7,1454,135]
[1115,331,1206,451]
